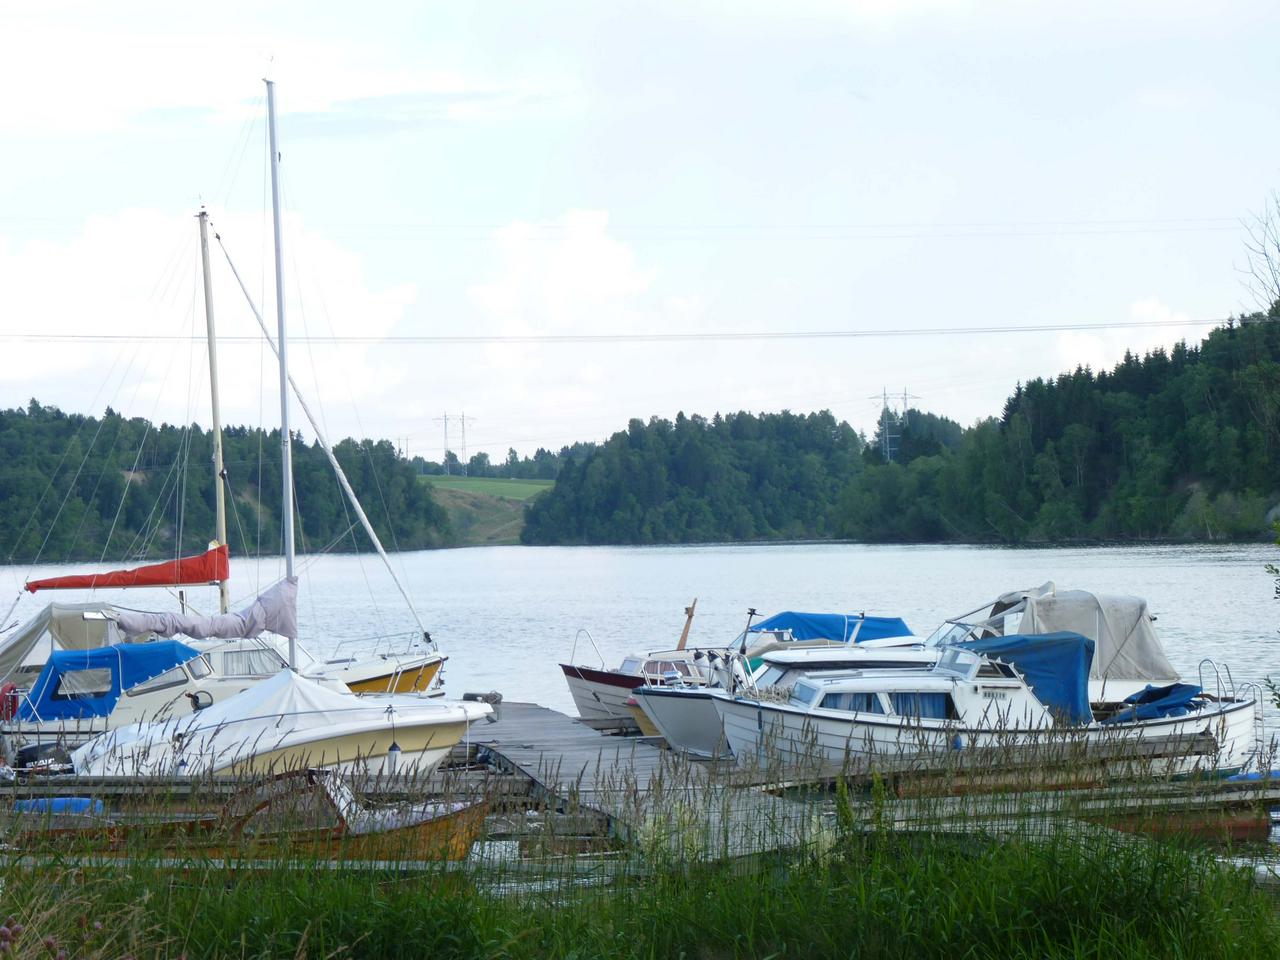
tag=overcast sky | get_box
[1,0,1277,462]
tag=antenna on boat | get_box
[265,78,298,670]
[197,208,230,615]
[738,607,758,656]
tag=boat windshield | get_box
[923,621,976,647]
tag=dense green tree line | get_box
[0,401,451,563]
[523,313,1280,546]
[412,442,597,480]
[522,410,863,543]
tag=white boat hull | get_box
[633,687,732,759]
[560,665,641,722]
[713,695,1258,776]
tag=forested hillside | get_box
[521,410,863,543]
[0,403,450,563]
[523,312,1280,546]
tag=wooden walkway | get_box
[465,702,813,860]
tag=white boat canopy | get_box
[954,583,1179,685]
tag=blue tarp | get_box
[749,611,912,643]
[960,631,1094,725]
[1100,682,1204,725]
[19,640,201,722]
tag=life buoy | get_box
[0,683,18,721]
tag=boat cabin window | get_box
[643,660,696,679]
[976,660,1017,679]
[187,655,213,680]
[819,691,885,713]
[222,649,287,676]
[125,666,188,697]
[755,665,787,688]
[789,681,821,707]
[619,658,643,674]
[52,668,113,699]
[888,692,956,720]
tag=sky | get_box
[1,0,1278,463]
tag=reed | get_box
[1,726,1277,959]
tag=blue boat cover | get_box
[1100,682,1204,725]
[960,631,1094,725]
[19,641,201,722]
[14,797,105,815]
[749,611,912,643]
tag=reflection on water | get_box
[2,543,1278,716]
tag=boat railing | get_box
[1197,658,1238,701]
[330,631,423,661]
[569,628,605,668]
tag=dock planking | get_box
[466,702,814,860]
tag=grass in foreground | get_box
[3,825,1278,959]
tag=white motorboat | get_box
[562,610,914,725]
[72,668,491,778]
[714,634,1258,776]
[634,643,938,759]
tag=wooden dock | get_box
[464,702,814,860]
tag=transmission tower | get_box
[433,413,451,474]
[867,387,920,463]
[458,412,476,476]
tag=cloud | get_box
[0,17,563,135]
[0,207,417,438]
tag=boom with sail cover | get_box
[24,546,230,594]
[112,577,298,642]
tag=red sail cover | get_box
[25,545,230,593]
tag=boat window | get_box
[619,658,642,674]
[125,666,188,697]
[819,692,884,713]
[187,656,213,680]
[222,649,287,676]
[923,622,972,648]
[789,681,821,706]
[888,692,955,720]
[755,666,787,688]
[52,668,113,699]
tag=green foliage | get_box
[0,402,451,562]
[4,832,1279,959]
[522,410,864,544]
[525,318,1280,546]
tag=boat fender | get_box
[950,734,966,752]
[0,683,17,721]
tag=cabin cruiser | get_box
[0,640,282,767]
[634,642,939,759]
[714,632,1258,775]
[72,668,492,778]
[561,611,913,726]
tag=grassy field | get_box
[424,476,553,501]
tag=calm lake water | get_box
[2,543,1278,716]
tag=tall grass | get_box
[1,719,1277,958]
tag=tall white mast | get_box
[265,79,297,669]
[197,208,230,615]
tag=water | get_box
[2,543,1277,715]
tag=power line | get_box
[0,316,1248,346]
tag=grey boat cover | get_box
[113,577,298,642]
[1015,589,1179,685]
[0,601,121,684]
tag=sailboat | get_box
[0,193,442,702]
[59,80,493,778]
